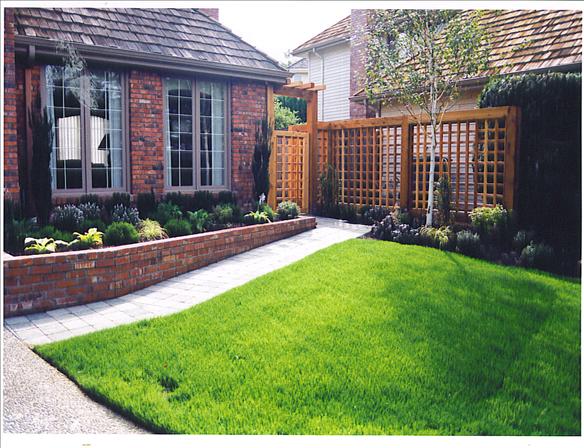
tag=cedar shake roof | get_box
[292,15,351,54]
[352,9,582,97]
[12,8,286,74]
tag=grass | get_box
[35,239,581,435]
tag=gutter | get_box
[15,36,290,84]
[350,62,583,103]
[312,48,325,119]
[292,35,350,57]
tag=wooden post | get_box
[503,106,520,211]
[400,116,411,210]
[306,92,318,212]
[267,85,275,130]
[302,133,310,212]
[268,133,277,210]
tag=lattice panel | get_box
[272,131,309,210]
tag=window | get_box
[164,78,229,190]
[45,65,126,193]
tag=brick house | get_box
[292,9,582,120]
[3,8,289,209]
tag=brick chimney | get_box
[199,8,219,21]
[349,9,376,118]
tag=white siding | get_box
[307,43,351,121]
[380,87,483,117]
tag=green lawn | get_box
[35,239,581,435]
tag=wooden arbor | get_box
[267,81,325,212]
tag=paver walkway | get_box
[5,217,369,345]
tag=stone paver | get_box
[5,217,369,345]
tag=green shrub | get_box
[519,242,555,271]
[319,164,339,214]
[164,192,193,214]
[277,201,300,220]
[218,191,236,205]
[4,199,23,222]
[243,210,271,225]
[434,175,451,226]
[165,219,192,237]
[24,237,68,255]
[4,218,35,253]
[79,219,106,233]
[104,192,131,213]
[154,202,182,225]
[420,226,455,250]
[77,194,101,206]
[212,203,236,225]
[187,210,210,233]
[138,219,168,241]
[192,191,215,212]
[372,214,397,241]
[137,190,158,219]
[71,228,104,250]
[104,222,139,246]
[50,204,84,232]
[455,230,482,258]
[77,202,102,220]
[259,203,275,221]
[31,225,75,243]
[338,204,359,223]
[111,204,140,226]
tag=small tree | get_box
[274,98,301,130]
[28,96,53,226]
[365,10,489,226]
[252,118,272,200]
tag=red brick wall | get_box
[3,217,316,316]
[129,70,165,196]
[231,82,267,208]
[4,9,19,201]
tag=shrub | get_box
[277,201,300,220]
[512,230,535,252]
[420,226,455,250]
[111,204,140,226]
[455,230,482,258]
[212,203,236,225]
[24,237,68,255]
[154,202,182,225]
[243,210,271,225]
[252,118,271,199]
[104,192,131,213]
[164,192,193,214]
[371,214,397,241]
[519,242,555,271]
[192,191,215,212]
[103,222,139,246]
[187,210,210,233]
[138,219,168,242]
[77,202,102,220]
[363,206,392,225]
[79,219,106,232]
[50,204,84,232]
[78,194,101,206]
[338,204,358,223]
[137,190,158,219]
[469,205,512,246]
[319,164,339,213]
[165,219,192,237]
[434,175,451,225]
[31,225,75,243]
[4,218,34,254]
[392,224,421,245]
[218,191,237,206]
[71,228,104,250]
[259,203,275,221]
[29,102,53,226]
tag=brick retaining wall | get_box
[3,217,316,317]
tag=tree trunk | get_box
[426,119,437,227]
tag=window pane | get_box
[199,82,226,186]
[46,65,83,190]
[89,70,123,189]
[165,78,193,187]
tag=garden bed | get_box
[3,216,316,317]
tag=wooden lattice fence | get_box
[271,106,519,218]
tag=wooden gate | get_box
[268,130,310,212]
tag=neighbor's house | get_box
[293,9,582,121]
[3,8,289,208]
[287,58,309,83]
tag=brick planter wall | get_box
[3,217,316,317]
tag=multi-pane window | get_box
[45,65,126,193]
[164,78,228,190]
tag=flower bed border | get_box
[3,216,316,317]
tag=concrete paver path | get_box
[5,217,369,345]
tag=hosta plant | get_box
[187,210,210,233]
[24,237,68,255]
[243,210,271,225]
[71,228,104,250]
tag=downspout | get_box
[312,48,324,120]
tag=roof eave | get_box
[15,35,290,84]
[292,36,350,56]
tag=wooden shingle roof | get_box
[292,15,351,54]
[12,8,287,76]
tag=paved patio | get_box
[5,217,369,345]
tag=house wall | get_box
[307,43,351,121]
[379,87,484,117]
[3,9,19,201]
[6,56,267,209]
